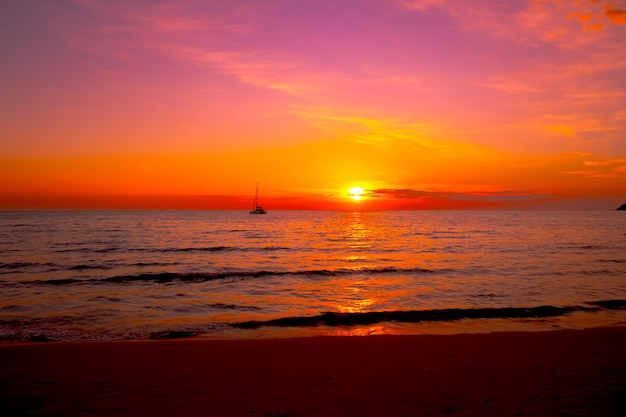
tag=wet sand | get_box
[1,327,625,416]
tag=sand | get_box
[1,327,625,417]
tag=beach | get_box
[1,326,625,417]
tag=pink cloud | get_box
[397,0,623,47]
[7,0,623,162]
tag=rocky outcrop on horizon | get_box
[617,204,626,210]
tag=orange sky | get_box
[1,0,625,210]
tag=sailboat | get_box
[249,183,267,214]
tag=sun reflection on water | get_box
[336,296,376,314]
[325,325,389,336]
[346,212,371,249]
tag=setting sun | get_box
[349,187,365,201]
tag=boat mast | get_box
[253,182,259,208]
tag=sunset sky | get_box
[1,0,625,210]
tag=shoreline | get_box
[2,326,625,416]
[3,306,624,343]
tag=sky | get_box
[1,0,625,210]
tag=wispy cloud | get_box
[67,0,320,97]
[293,106,446,146]
[564,157,626,177]
[583,158,626,166]
[370,188,552,202]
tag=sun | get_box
[348,186,365,201]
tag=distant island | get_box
[618,204,626,210]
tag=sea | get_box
[1,210,624,342]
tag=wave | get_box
[0,262,28,269]
[597,259,626,264]
[233,300,626,329]
[0,262,60,275]
[69,264,112,271]
[128,262,181,267]
[136,246,236,253]
[0,262,56,269]
[34,266,435,285]
[134,246,290,253]
[143,246,291,253]
[149,330,198,340]
[587,300,626,309]
[54,247,118,253]
[209,303,262,311]
[2,262,114,273]
[53,246,291,254]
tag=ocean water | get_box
[0,210,624,342]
